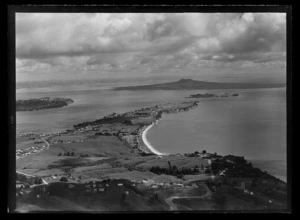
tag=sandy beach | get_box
[142,123,166,156]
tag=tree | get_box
[172,165,178,175]
[58,153,62,156]
[71,152,75,156]
[177,173,184,179]
[60,176,68,182]
[193,165,199,173]
[168,161,171,171]
[121,192,127,203]
[34,178,43,184]
[212,191,226,209]
[205,168,211,174]
[66,152,70,156]
[202,150,207,154]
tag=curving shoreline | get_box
[142,123,167,156]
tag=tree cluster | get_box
[150,164,201,177]
[58,152,75,156]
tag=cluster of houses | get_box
[162,102,199,114]
[51,139,84,145]
[84,181,109,193]
[121,135,146,155]
[138,179,198,190]
[16,186,31,197]
[17,132,36,137]
[16,144,47,159]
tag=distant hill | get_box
[114,79,285,91]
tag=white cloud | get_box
[15,12,287,82]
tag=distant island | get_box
[187,93,239,98]
[114,79,285,91]
[16,97,74,111]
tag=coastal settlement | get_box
[15,100,287,211]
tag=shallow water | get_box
[16,80,287,181]
[145,88,286,181]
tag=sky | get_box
[16,13,286,83]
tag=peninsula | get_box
[114,79,285,91]
[16,97,74,111]
[15,100,287,212]
[186,93,239,99]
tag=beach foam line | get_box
[142,123,166,156]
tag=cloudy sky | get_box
[16,13,286,83]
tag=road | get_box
[41,137,50,149]
[16,138,50,185]
[16,171,49,186]
[16,170,35,178]
[165,183,212,211]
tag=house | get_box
[226,159,235,164]
[218,170,226,176]
[16,184,24,189]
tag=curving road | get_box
[16,138,50,185]
[165,183,212,211]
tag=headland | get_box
[15,97,288,211]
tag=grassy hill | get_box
[114,79,285,91]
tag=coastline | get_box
[141,123,166,156]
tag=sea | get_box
[16,77,287,182]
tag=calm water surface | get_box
[16,80,287,181]
[147,88,286,161]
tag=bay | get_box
[16,80,287,181]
